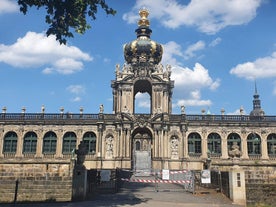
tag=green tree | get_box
[18,0,116,44]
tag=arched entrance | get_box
[132,128,152,176]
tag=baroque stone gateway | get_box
[0,9,276,205]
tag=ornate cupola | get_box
[250,81,265,118]
[123,9,163,66]
[112,9,174,115]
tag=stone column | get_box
[15,128,24,158]
[241,133,248,159]
[201,130,208,159]
[152,130,156,158]
[36,130,43,158]
[97,125,103,159]
[221,136,228,159]
[0,128,4,157]
[261,136,269,159]
[122,129,126,158]
[163,90,168,113]
[119,128,123,158]
[55,130,63,158]
[126,129,131,158]
[183,130,188,158]
[164,130,168,158]
[115,127,121,158]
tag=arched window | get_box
[3,131,17,153]
[267,133,276,156]
[83,132,96,154]
[135,141,141,151]
[43,131,57,154]
[207,133,221,156]
[62,132,76,154]
[247,133,261,155]
[23,132,37,153]
[188,132,202,155]
[227,133,241,152]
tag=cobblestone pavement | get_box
[1,190,244,207]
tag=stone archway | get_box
[132,128,152,176]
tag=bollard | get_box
[13,179,19,205]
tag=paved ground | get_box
[1,189,244,207]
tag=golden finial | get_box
[138,8,150,27]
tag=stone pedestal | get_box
[229,165,246,206]
[72,165,87,201]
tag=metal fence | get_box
[117,169,195,193]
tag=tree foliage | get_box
[18,0,116,44]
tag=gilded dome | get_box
[124,9,163,65]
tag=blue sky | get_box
[0,0,276,115]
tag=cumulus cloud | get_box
[0,31,92,74]
[162,41,184,65]
[123,0,262,34]
[162,40,206,65]
[171,63,220,90]
[170,63,220,108]
[230,52,276,80]
[0,0,18,14]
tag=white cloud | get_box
[209,37,222,47]
[159,39,220,109]
[170,63,220,108]
[162,41,184,65]
[0,0,18,14]
[135,92,151,108]
[162,41,205,65]
[67,85,86,95]
[67,85,86,103]
[230,52,276,80]
[171,63,220,90]
[176,98,212,107]
[184,41,205,59]
[71,97,81,102]
[0,31,92,74]
[123,0,262,34]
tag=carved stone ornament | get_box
[134,115,148,128]
[228,142,242,158]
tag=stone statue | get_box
[99,104,104,113]
[123,105,129,113]
[228,142,242,158]
[105,136,114,158]
[75,141,88,165]
[181,105,185,114]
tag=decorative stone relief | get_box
[170,136,179,159]
[105,136,114,159]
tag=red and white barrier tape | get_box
[165,170,188,174]
[121,178,191,184]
